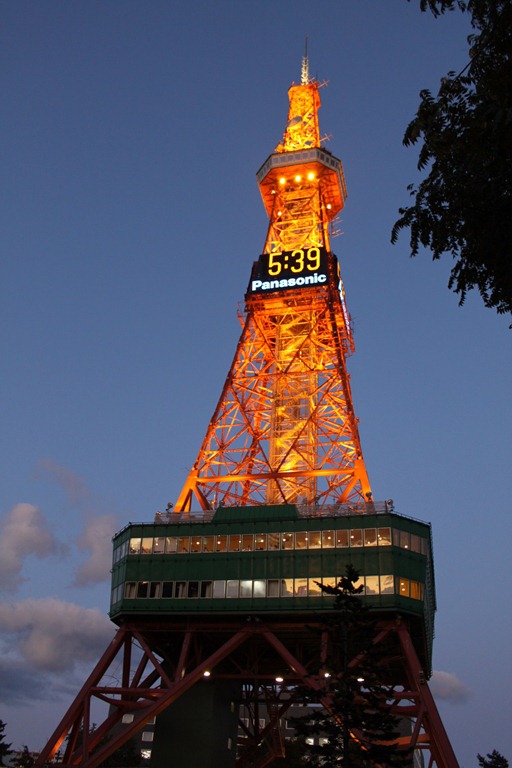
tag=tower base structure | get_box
[35,505,458,768]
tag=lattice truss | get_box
[264,181,326,254]
[34,619,458,768]
[175,270,370,512]
[275,81,321,153]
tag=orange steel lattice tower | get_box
[175,56,371,513]
[33,58,460,768]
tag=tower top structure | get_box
[174,63,370,512]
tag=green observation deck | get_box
[110,501,435,672]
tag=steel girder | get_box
[34,616,458,768]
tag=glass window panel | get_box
[253,579,266,597]
[226,580,239,598]
[213,580,225,598]
[294,578,308,597]
[240,580,253,597]
[322,530,335,548]
[229,535,241,552]
[380,575,394,594]
[122,714,134,724]
[350,530,363,547]
[295,532,307,549]
[215,535,227,552]
[308,578,322,596]
[129,538,141,555]
[268,533,280,550]
[137,582,149,598]
[410,581,420,600]
[255,534,266,551]
[177,537,189,553]
[200,581,213,598]
[400,531,410,550]
[203,536,215,553]
[365,576,379,595]
[322,577,336,590]
[153,537,165,554]
[242,534,253,551]
[125,582,136,598]
[161,582,174,598]
[421,538,427,555]
[165,537,177,553]
[281,533,294,550]
[410,534,421,553]
[149,582,161,598]
[281,578,294,596]
[353,575,364,594]
[188,581,199,598]
[141,732,154,743]
[190,537,202,553]
[398,578,410,596]
[336,530,349,548]
[377,528,391,546]
[175,581,187,598]
[393,528,401,547]
[364,529,377,547]
[141,538,153,554]
[308,532,321,549]
[267,580,280,597]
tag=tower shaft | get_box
[175,77,370,512]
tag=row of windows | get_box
[112,575,424,605]
[114,527,426,563]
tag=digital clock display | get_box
[248,247,329,294]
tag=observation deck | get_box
[110,502,435,672]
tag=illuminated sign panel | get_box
[248,247,329,294]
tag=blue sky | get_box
[1,2,511,765]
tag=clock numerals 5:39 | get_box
[267,247,322,276]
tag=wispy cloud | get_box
[73,513,119,586]
[0,503,67,592]
[36,458,121,586]
[430,670,472,702]
[36,458,91,507]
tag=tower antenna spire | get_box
[301,36,309,84]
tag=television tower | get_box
[175,52,370,513]
[35,59,459,768]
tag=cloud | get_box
[0,504,67,592]
[0,598,115,675]
[36,458,121,587]
[430,670,472,702]
[73,513,119,587]
[36,458,91,507]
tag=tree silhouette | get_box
[0,721,13,768]
[290,565,410,768]
[392,0,512,323]
[478,751,509,768]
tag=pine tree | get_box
[0,721,13,767]
[12,746,35,768]
[478,751,509,768]
[291,565,410,768]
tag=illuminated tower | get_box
[35,59,459,768]
[175,54,370,512]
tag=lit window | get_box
[350,529,363,547]
[122,714,134,723]
[364,529,377,547]
[322,530,334,548]
[141,732,154,742]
